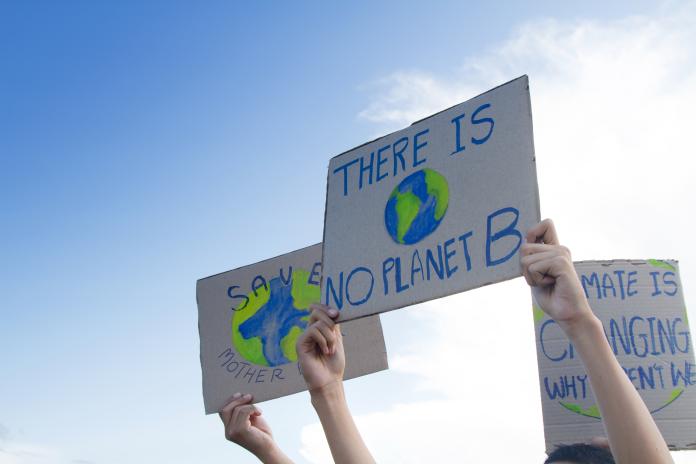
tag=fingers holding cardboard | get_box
[526,218,559,245]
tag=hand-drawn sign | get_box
[533,260,696,451]
[322,75,540,321]
[197,244,388,413]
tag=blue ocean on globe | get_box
[237,277,309,366]
[384,168,449,245]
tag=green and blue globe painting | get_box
[385,168,449,245]
[232,268,319,367]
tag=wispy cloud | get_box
[357,72,477,130]
[302,3,696,463]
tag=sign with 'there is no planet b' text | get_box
[322,76,540,321]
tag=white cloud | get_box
[302,4,696,463]
[358,73,478,130]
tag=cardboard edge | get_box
[344,360,390,384]
[343,314,391,381]
[203,363,392,414]
[196,280,213,414]
[668,443,696,451]
[202,313,391,414]
[327,75,529,163]
[524,76,542,224]
[320,160,331,304]
[409,74,529,126]
[573,259,680,266]
[197,242,322,282]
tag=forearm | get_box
[254,444,294,464]
[310,382,376,464]
[565,310,673,464]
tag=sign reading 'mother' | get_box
[322,75,540,321]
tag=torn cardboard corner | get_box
[196,243,388,414]
[322,75,540,322]
[533,259,696,452]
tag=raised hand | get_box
[295,304,375,464]
[521,219,673,464]
[296,303,345,392]
[520,218,593,333]
[219,393,293,464]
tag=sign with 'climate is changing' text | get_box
[534,260,696,451]
[322,75,540,320]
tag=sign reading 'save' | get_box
[322,75,540,321]
[197,244,388,414]
[534,260,696,451]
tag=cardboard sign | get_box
[322,75,540,321]
[534,260,696,451]
[196,244,388,414]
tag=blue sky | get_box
[2,1,695,463]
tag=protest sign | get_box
[321,75,540,321]
[196,243,388,414]
[534,260,696,451]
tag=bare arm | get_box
[296,304,376,464]
[521,219,673,464]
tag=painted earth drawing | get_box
[385,168,449,245]
[232,268,319,367]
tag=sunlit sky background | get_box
[2,1,696,463]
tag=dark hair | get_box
[545,443,615,464]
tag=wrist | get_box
[310,380,346,410]
[560,306,603,343]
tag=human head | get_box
[544,443,615,464]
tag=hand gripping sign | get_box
[533,259,696,451]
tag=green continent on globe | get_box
[283,268,319,362]
[232,268,319,366]
[231,284,269,366]
[393,190,421,243]
[424,168,449,221]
